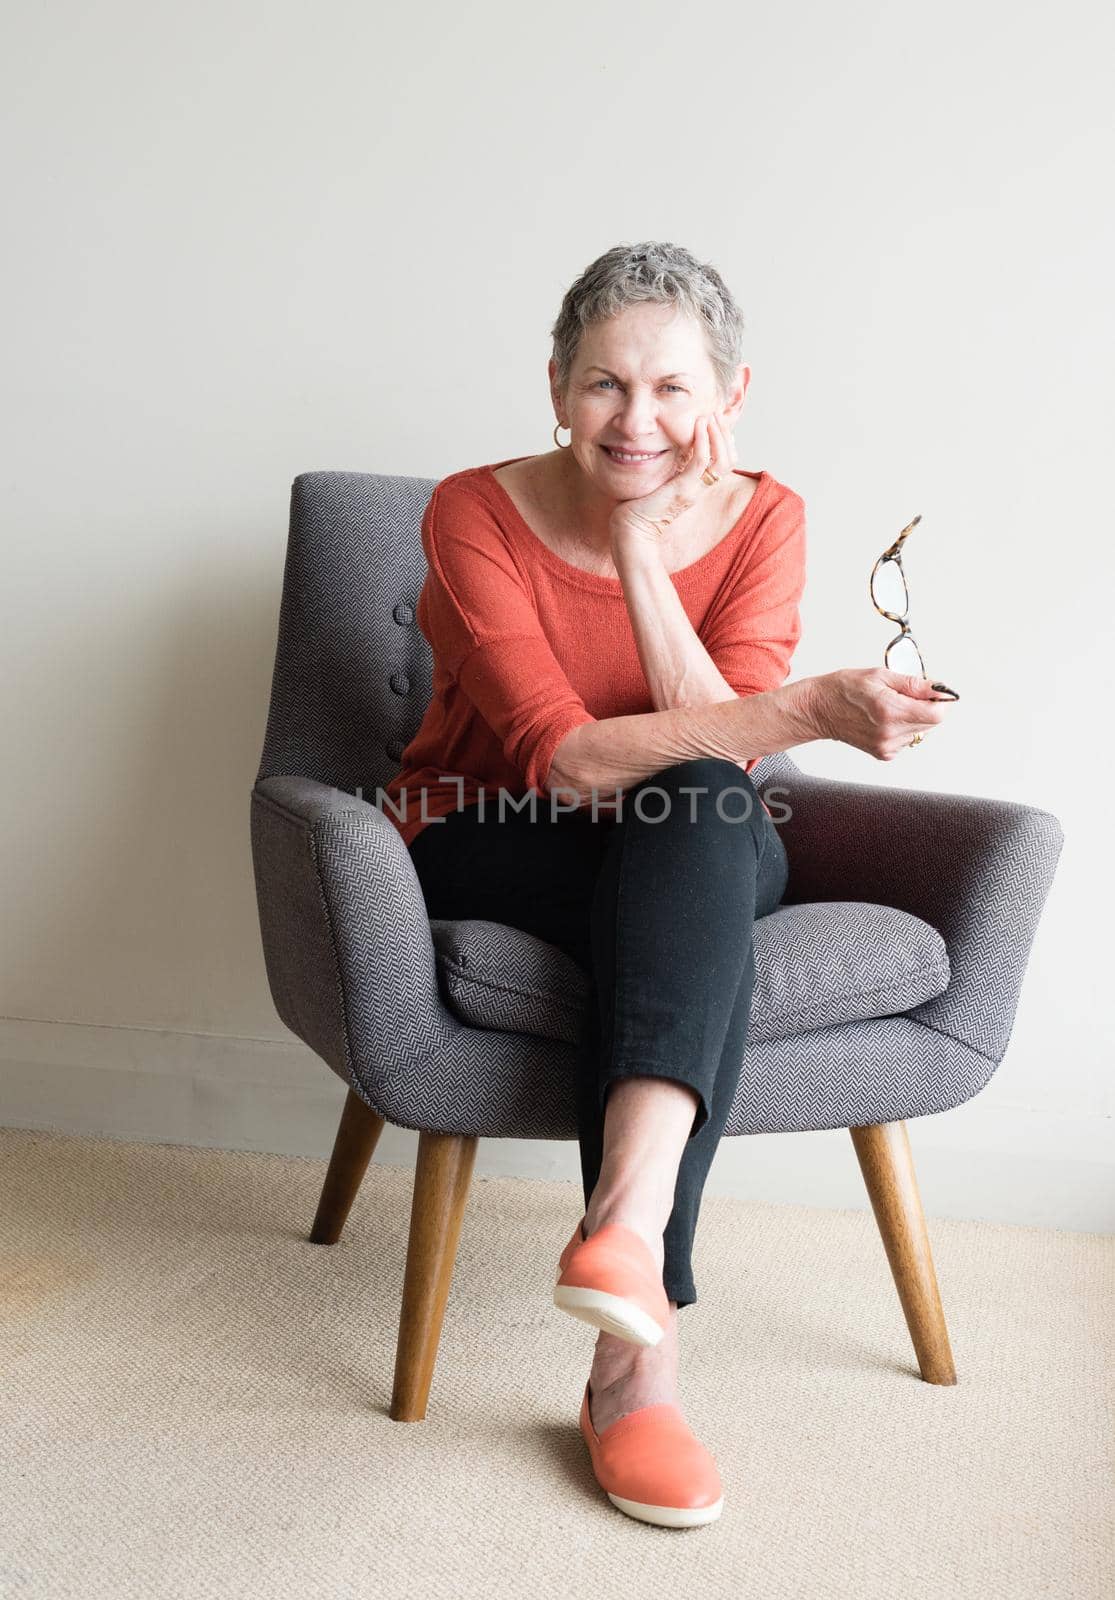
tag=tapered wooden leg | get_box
[389,1130,479,1422]
[849,1120,958,1385]
[309,1086,386,1245]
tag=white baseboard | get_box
[2,1017,1111,1233]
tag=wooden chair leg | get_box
[390,1129,479,1422]
[849,1120,958,1386]
[309,1086,386,1245]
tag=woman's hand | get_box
[804,667,959,759]
[608,412,736,558]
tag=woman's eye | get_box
[595,380,685,393]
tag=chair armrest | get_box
[249,775,460,1105]
[770,768,1065,1064]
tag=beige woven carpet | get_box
[1,1124,1111,1599]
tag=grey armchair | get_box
[250,470,1065,1422]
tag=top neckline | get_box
[478,456,772,592]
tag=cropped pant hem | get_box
[602,1061,711,1138]
[664,1282,698,1311]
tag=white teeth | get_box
[607,449,659,461]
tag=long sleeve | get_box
[697,489,808,772]
[419,478,598,795]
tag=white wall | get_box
[3,0,1111,1229]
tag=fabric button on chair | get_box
[249,468,1066,1422]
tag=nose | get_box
[612,394,666,442]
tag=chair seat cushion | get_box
[428,901,950,1046]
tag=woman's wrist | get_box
[610,513,664,566]
[776,676,830,744]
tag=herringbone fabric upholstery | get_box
[250,470,1065,1139]
[427,902,951,1047]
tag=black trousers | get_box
[406,757,790,1309]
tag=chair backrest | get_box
[256,471,439,800]
[256,469,798,801]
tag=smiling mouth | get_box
[601,446,667,463]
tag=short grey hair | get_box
[549,241,746,404]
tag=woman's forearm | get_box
[613,540,739,710]
[548,678,823,803]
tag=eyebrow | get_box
[585,366,693,381]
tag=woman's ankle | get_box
[582,1202,668,1273]
[590,1318,679,1396]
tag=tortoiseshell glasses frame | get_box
[870,514,925,676]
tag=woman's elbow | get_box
[546,725,591,799]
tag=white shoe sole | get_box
[607,1491,724,1528]
[553,1265,665,1346]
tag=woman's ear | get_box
[723,366,751,422]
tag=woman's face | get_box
[550,303,748,497]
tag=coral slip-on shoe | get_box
[553,1220,671,1346]
[579,1380,724,1528]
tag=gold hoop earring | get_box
[553,421,571,450]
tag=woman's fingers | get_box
[681,412,736,490]
[893,699,950,739]
[880,670,957,730]
[881,669,943,701]
[887,696,952,756]
[710,412,732,476]
[693,414,713,480]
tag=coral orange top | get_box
[380,457,807,848]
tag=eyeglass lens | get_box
[871,557,908,620]
[885,632,924,675]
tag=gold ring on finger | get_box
[701,469,720,486]
[908,732,923,746]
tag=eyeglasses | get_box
[870,514,926,676]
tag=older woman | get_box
[380,241,953,1528]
